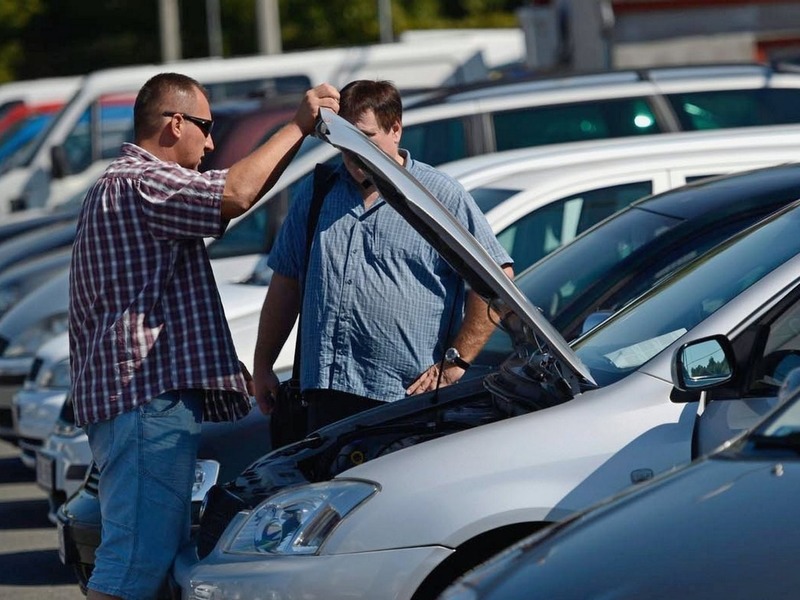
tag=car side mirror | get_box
[672,334,734,395]
[51,144,70,179]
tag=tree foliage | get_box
[1,0,525,83]
[0,0,44,81]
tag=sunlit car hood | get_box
[315,108,595,387]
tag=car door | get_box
[694,280,800,456]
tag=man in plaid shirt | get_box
[68,72,338,600]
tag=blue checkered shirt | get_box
[69,143,250,426]
[268,152,512,401]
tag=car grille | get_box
[84,463,100,495]
[0,408,12,430]
[0,373,26,385]
[196,484,249,558]
[59,394,75,424]
[28,358,43,382]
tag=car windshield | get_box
[572,203,800,387]
[742,372,800,454]
[517,207,682,322]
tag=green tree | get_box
[3,0,524,82]
[0,0,45,81]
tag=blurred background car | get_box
[26,279,271,526]
[0,273,67,443]
[438,367,800,600]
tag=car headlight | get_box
[53,418,83,438]
[4,313,68,358]
[224,479,378,556]
[192,460,220,503]
[37,358,71,389]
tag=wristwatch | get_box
[444,347,471,370]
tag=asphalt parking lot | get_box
[0,438,84,599]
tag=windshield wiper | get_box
[747,431,800,453]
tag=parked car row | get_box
[5,52,800,600]
[54,110,800,599]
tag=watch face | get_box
[445,348,458,362]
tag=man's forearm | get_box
[451,265,514,362]
[253,273,302,372]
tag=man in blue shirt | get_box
[253,80,513,437]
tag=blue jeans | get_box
[85,390,203,600]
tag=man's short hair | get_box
[134,72,209,140]
[339,80,402,131]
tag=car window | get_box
[574,204,800,386]
[402,117,468,165]
[684,174,719,184]
[492,97,661,151]
[666,88,800,130]
[518,206,681,317]
[205,76,311,103]
[62,100,133,174]
[496,180,653,273]
[743,297,800,396]
[0,112,55,171]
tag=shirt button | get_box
[346,279,352,285]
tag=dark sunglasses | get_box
[162,111,214,137]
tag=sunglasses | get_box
[162,111,214,137]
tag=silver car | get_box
[440,367,800,600]
[173,111,800,599]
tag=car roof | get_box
[411,62,798,107]
[638,162,800,219]
[439,123,800,188]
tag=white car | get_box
[438,123,800,274]
[15,121,800,446]
[0,29,523,214]
[173,110,800,599]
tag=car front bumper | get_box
[37,429,91,523]
[174,512,453,600]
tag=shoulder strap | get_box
[305,163,336,267]
[291,163,337,380]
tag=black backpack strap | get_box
[291,163,337,380]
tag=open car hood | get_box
[314,108,595,386]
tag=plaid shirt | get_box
[69,143,250,426]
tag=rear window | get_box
[666,88,800,130]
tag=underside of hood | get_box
[314,108,595,387]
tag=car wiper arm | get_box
[748,431,800,453]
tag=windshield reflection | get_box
[573,204,800,387]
